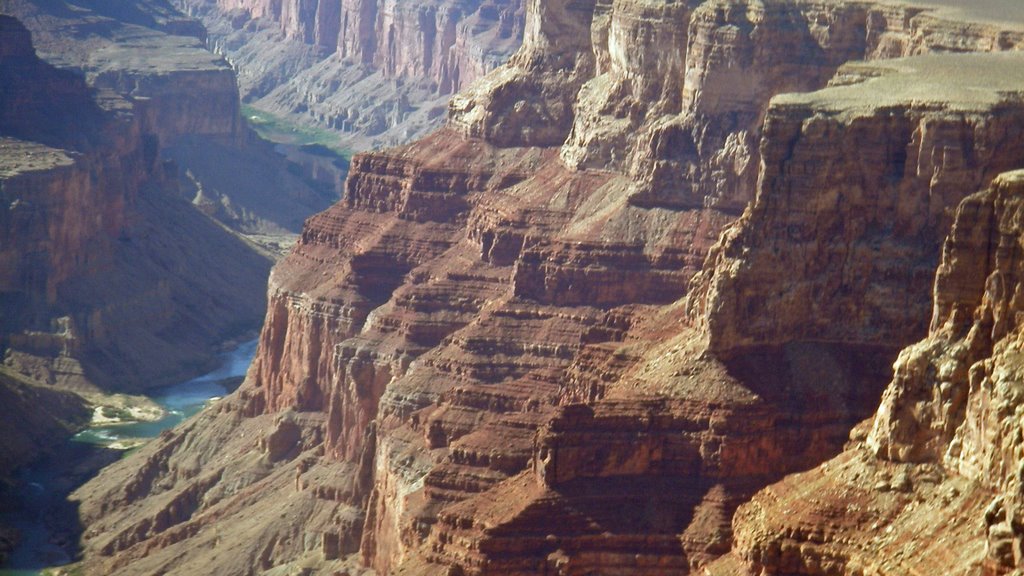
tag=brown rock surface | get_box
[5,0,242,145]
[0,8,285,568]
[0,6,364,572]
[5,0,340,239]
[713,169,1024,576]
[0,0,352,400]
[0,368,90,487]
[689,53,1024,358]
[74,1,1024,575]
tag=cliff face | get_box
[0,4,279,394]
[174,0,525,149]
[209,0,523,80]
[209,0,524,89]
[75,1,1024,575]
[173,0,524,147]
[688,54,1024,358]
[6,0,339,239]
[1,0,349,391]
[0,4,364,570]
[717,170,1024,576]
[7,0,242,145]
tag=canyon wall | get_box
[0,3,365,570]
[0,3,279,395]
[715,169,1024,576]
[74,1,1024,575]
[0,0,349,402]
[208,0,523,87]
[688,54,1024,357]
[173,0,526,149]
[7,0,338,238]
[0,7,271,566]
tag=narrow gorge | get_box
[8,0,1024,575]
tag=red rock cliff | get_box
[73,1,1024,575]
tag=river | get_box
[0,340,258,576]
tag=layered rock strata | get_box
[174,0,526,149]
[689,53,1024,357]
[6,0,340,239]
[76,1,1024,575]
[0,8,280,567]
[1,0,350,398]
[716,169,1024,576]
[0,10,270,393]
[6,0,242,145]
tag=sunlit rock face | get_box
[718,169,1024,576]
[175,0,526,148]
[71,1,1024,575]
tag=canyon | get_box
[6,0,1024,575]
[0,0,338,402]
[172,0,527,149]
[50,0,1024,575]
[0,0,352,565]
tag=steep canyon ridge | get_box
[6,0,1024,575]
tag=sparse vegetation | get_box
[242,105,351,159]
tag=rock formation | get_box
[712,169,1024,576]
[173,0,526,149]
[0,369,90,490]
[0,3,273,394]
[72,0,1024,575]
[0,0,362,567]
[0,0,352,397]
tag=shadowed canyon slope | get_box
[0,6,268,396]
[0,0,344,491]
[173,0,526,149]
[72,0,1024,575]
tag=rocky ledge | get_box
[715,168,1024,576]
[72,1,1024,575]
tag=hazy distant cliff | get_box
[0,6,270,393]
[174,0,525,149]
[73,1,1024,575]
[0,0,342,493]
[213,0,522,88]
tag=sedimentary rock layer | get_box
[689,53,1024,357]
[0,6,273,392]
[716,169,1024,576]
[75,1,1024,575]
[174,0,526,148]
[211,0,523,87]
